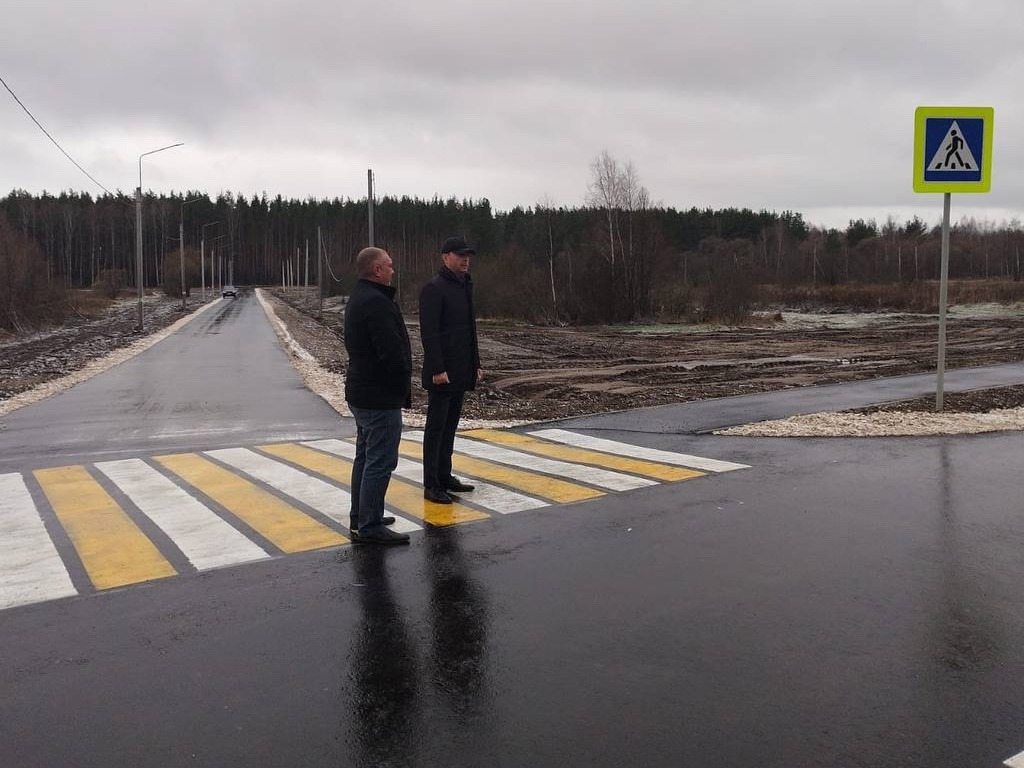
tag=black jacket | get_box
[344,279,412,409]
[419,266,480,391]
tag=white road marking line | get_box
[95,459,270,570]
[0,473,77,610]
[404,431,657,492]
[1005,749,1024,767]
[529,428,751,473]
[304,439,549,515]
[209,447,421,534]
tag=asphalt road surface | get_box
[2,293,1024,768]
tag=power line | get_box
[0,73,111,194]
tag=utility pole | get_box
[367,168,375,246]
[179,216,186,311]
[135,185,143,329]
[304,238,310,307]
[318,225,324,318]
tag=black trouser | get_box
[422,388,465,489]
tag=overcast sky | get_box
[2,0,1022,230]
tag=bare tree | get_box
[587,150,622,266]
[586,151,656,318]
[538,194,559,320]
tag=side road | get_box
[549,361,1024,435]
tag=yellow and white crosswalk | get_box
[0,430,749,612]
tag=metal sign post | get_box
[912,106,993,411]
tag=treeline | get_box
[2,184,1024,330]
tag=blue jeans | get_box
[349,406,403,533]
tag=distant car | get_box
[222,286,237,298]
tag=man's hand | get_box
[432,371,450,385]
[476,368,484,383]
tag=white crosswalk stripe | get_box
[0,473,77,610]
[95,458,270,570]
[404,430,658,492]
[529,428,750,472]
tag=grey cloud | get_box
[3,0,1023,227]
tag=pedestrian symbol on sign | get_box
[927,121,978,172]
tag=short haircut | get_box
[355,247,387,277]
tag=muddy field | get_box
[266,289,1024,421]
[3,289,1024,421]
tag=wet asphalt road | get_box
[0,291,347,473]
[3,295,1024,767]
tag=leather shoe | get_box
[444,477,475,493]
[349,515,395,532]
[424,487,454,504]
[353,527,410,545]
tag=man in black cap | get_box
[345,246,411,544]
[418,236,482,504]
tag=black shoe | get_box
[350,515,396,532]
[353,527,410,545]
[424,487,454,504]
[444,477,475,493]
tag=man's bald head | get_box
[356,247,395,285]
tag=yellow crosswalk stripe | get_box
[461,429,706,482]
[33,465,176,590]
[154,453,347,552]
[398,439,604,504]
[258,443,488,526]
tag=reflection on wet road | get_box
[346,527,492,767]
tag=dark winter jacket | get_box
[344,279,412,409]
[419,266,480,391]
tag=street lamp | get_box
[179,196,202,311]
[136,142,183,331]
[207,234,226,293]
[200,221,220,300]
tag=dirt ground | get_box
[3,288,1024,420]
[265,289,1024,421]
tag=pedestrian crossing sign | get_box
[913,106,993,192]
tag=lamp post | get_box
[207,234,226,294]
[200,221,220,300]
[179,197,202,311]
[136,142,183,330]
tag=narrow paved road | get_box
[2,297,1024,767]
[0,291,346,473]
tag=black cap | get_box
[440,236,476,255]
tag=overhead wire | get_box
[0,73,111,194]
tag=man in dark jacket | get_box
[344,247,411,544]
[418,236,482,504]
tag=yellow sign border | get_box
[913,106,993,193]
